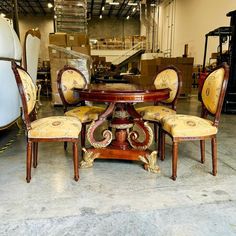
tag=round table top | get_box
[74,83,170,103]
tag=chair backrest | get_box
[0,16,22,129]
[57,66,87,107]
[201,63,229,126]
[22,29,41,84]
[153,66,182,109]
[11,61,37,130]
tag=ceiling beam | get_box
[99,0,106,16]
[116,0,129,17]
[108,5,114,17]
[90,0,94,16]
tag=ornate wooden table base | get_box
[80,102,160,173]
[74,83,170,173]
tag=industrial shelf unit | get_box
[54,0,87,33]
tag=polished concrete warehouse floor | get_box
[0,93,236,235]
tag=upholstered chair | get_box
[12,61,82,183]
[136,66,182,153]
[22,28,42,106]
[0,16,22,130]
[160,63,229,180]
[57,66,105,150]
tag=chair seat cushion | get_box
[29,116,81,139]
[65,106,105,123]
[161,114,218,138]
[136,106,176,122]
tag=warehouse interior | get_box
[0,0,236,235]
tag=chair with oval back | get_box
[57,66,105,150]
[11,61,82,183]
[160,63,229,180]
[136,65,182,154]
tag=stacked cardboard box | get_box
[140,57,194,96]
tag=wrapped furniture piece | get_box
[48,45,91,105]
[0,16,22,130]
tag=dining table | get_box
[73,83,170,173]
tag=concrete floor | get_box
[0,93,236,235]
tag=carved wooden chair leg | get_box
[81,124,86,148]
[158,125,161,158]
[33,142,38,168]
[172,141,178,181]
[200,140,205,163]
[154,123,158,143]
[211,137,217,176]
[64,142,68,151]
[73,142,79,181]
[160,130,166,161]
[26,141,33,183]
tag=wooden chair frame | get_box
[160,63,230,180]
[12,61,80,183]
[142,65,182,154]
[57,65,95,151]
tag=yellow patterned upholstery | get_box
[161,114,217,138]
[65,106,105,123]
[17,68,36,114]
[61,69,86,104]
[28,116,81,139]
[202,68,225,114]
[137,105,176,122]
[154,69,178,103]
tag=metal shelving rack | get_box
[54,0,87,33]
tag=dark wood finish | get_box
[161,63,230,180]
[23,28,41,72]
[74,83,170,168]
[12,62,80,183]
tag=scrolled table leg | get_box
[126,104,153,150]
[139,151,160,173]
[87,103,115,148]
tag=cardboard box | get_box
[71,45,91,56]
[49,33,67,46]
[67,33,89,47]
[48,48,61,59]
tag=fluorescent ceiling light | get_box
[128,3,138,6]
[150,3,156,7]
[77,3,84,7]
[132,7,136,12]
[126,15,130,20]
[102,6,105,11]
[99,15,102,19]
[47,2,53,8]
[109,2,119,5]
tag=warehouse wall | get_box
[88,17,140,39]
[19,15,54,62]
[160,0,236,65]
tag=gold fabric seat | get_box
[137,106,176,122]
[160,63,229,180]
[12,62,81,182]
[65,106,104,123]
[161,115,217,138]
[29,116,81,139]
